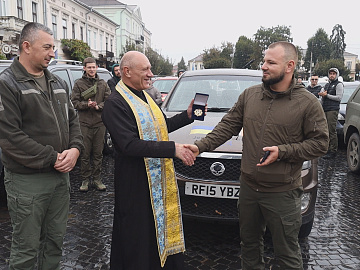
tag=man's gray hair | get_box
[19,22,53,52]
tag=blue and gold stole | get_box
[116,81,185,267]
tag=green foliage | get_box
[304,29,332,72]
[252,25,293,68]
[234,36,256,69]
[60,39,92,61]
[0,54,7,60]
[219,42,234,62]
[120,40,142,58]
[145,47,173,76]
[330,24,346,60]
[254,25,293,52]
[177,57,187,71]
[314,58,351,81]
[204,58,231,69]
[203,43,233,69]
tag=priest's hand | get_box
[186,99,207,119]
[175,143,196,166]
[184,144,200,157]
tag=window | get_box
[93,31,97,49]
[17,0,23,19]
[72,23,75,39]
[105,37,108,51]
[100,33,103,51]
[87,29,91,45]
[80,26,83,41]
[52,69,71,91]
[346,61,352,70]
[52,15,57,39]
[62,19,67,39]
[32,2,38,22]
[110,39,113,52]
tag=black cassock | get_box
[102,88,193,270]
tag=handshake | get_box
[175,143,199,166]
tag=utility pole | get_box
[309,41,313,77]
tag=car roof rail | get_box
[0,60,13,63]
[49,59,83,66]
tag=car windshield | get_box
[166,75,262,111]
[341,84,360,103]
[153,78,177,93]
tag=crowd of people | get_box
[0,22,337,269]
[305,68,344,159]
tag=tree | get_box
[219,42,234,64]
[202,43,233,69]
[252,25,293,68]
[314,58,351,81]
[119,40,142,58]
[145,47,173,76]
[304,29,332,72]
[233,36,256,69]
[61,39,92,61]
[177,57,187,71]
[330,24,346,60]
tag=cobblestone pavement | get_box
[1,148,360,269]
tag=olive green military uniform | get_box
[0,57,84,269]
[71,73,110,191]
[195,79,329,269]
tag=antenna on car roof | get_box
[242,59,255,69]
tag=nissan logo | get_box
[210,162,225,176]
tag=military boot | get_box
[93,180,106,191]
[79,180,89,192]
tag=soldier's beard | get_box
[262,71,285,86]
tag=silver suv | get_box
[162,68,318,238]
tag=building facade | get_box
[344,51,358,80]
[0,0,118,64]
[78,0,151,61]
[188,54,204,71]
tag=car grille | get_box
[174,157,240,220]
[180,194,239,220]
[173,157,241,181]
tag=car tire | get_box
[298,217,314,238]
[347,133,360,174]
[103,130,114,155]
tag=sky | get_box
[127,0,360,65]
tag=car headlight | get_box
[338,113,345,121]
[301,192,311,212]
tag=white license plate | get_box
[185,182,239,199]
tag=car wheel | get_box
[347,133,360,174]
[103,130,114,155]
[298,217,314,238]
